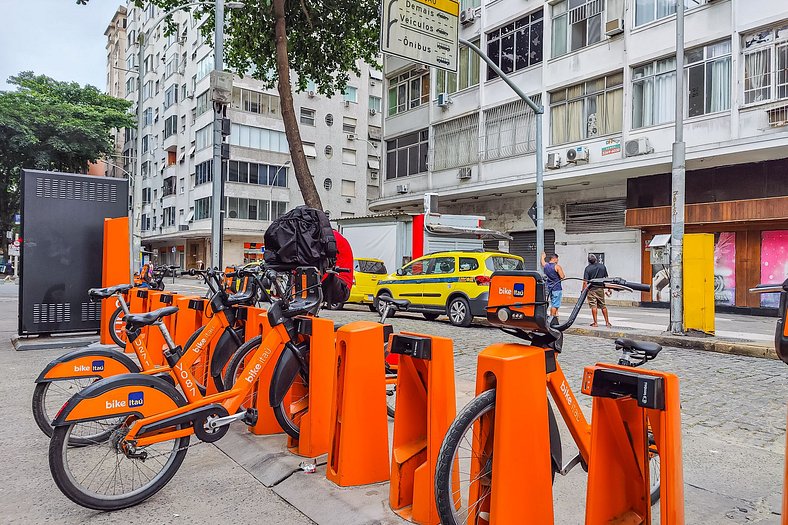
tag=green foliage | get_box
[0,72,134,252]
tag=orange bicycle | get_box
[47,266,323,510]
[434,273,662,525]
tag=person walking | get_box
[583,253,612,327]
[541,252,565,319]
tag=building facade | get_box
[373,0,788,312]
[104,6,128,178]
[118,3,383,268]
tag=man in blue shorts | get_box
[541,252,565,319]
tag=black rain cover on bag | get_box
[263,206,337,272]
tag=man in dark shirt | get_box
[583,253,612,327]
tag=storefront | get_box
[626,159,788,313]
[242,242,264,263]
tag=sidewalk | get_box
[561,303,778,360]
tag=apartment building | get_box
[104,6,128,178]
[374,0,788,312]
[118,3,383,268]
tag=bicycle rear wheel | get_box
[109,306,127,349]
[32,379,99,441]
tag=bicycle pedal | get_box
[243,408,258,426]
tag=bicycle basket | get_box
[486,271,549,332]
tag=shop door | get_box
[509,230,556,270]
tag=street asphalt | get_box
[3,279,787,524]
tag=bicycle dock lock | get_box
[474,343,556,524]
[126,288,151,352]
[145,291,178,366]
[582,364,684,525]
[388,332,456,525]
[286,316,335,457]
[99,216,130,345]
[327,321,390,487]
[173,296,205,347]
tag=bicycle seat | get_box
[378,295,410,309]
[88,284,133,301]
[615,338,662,358]
[125,306,179,327]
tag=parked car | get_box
[374,251,524,327]
[337,258,388,311]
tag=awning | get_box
[425,223,512,240]
[188,145,195,157]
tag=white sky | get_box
[0,0,123,91]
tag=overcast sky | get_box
[0,0,123,91]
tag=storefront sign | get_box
[601,139,621,157]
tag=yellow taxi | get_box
[374,251,524,327]
[346,258,388,310]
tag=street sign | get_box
[13,239,20,248]
[381,0,460,72]
[8,245,19,257]
[527,202,538,226]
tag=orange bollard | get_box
[472,343,555,524]
[126,288,151,353]
[286,316,335,457]
[327,321,390,486]
[783,409,787,525]
[99,217,130,345]
[173,296,205,347]
[581,363,684,525]
[144,291,178,366]
[388,332,456,525]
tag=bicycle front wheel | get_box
[109,306,127,349]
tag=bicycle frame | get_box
[545,355,592,464]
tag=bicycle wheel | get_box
[108,306,127,349]
[270,348,309,441]
[385,362,397,418]
[648,433,660,506]
[32,379,100,441]
[223,335,263,411]
[49,411,189,510]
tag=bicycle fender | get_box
[269,345,300,408]
[35,347,141,383]
[209,328,240,392]
[51,373,186,427]
[548,403,562,473]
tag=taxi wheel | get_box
[368,304,377,312]
[447,297,472,327]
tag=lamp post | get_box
[269,160,291,215]
[669,0,686,334]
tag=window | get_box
[164,84,178,109]
[141,161,151,179]
[141,213,149,231]
[325,114,334,126]
[459,257,479,272]
[324,178,333,190]
[125,78,136,94]
[227,161,288,186]
[483,97,540,160]
[550,72,623,144]
[143,81,153,100]
[552,0,603,57]
[195,160,212,185]
[433,114,479,170]
[685,40,731,117]
[231,87,279,116]
[743,25,788,104]
[486,13,543,81]
[387,69,430,116]
[436,40,481,95]
[342,116,357,134]
[427,257,456,275]
[385,129,429,179]
[143,54,153,75]
[194,197,212,220]
[196,91,210,115]
[343,86,358,103]
[196,53,214,81]
[369,96,382,113]
[461,0,480,8]
[401,259,425,276]
[356,259,387,274]
[142,134,151,154]
[165,56,178,78]
[341,179,356,197]
[164,115,178,138]
[325,145,333,158]
[632,57,676,129]
[195,125,211,151]
[143,107,153,127]
[565,199,626,233]
[635,0,694,28]
[126,55,137,72]
[342,148,357,165]
[300,107,316,126]
[142,187,151,204]
[302,142,317,158]
[271,201,288,220]
[229,123,289,153]
[163,206,176,226]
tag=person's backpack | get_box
[263,206,337,272]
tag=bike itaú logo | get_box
[513,283,525,298]
[498,287,513,296]
[244,346,274,384]
[73,360,105,373]
[104,391,144,409]
[560,380,582,422]
[191,324,218,354]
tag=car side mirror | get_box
[396,268,404,276]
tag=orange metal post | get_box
[327,321,390,486]
[582,364,684,525]
[783,409,787,525]
[100,217,130,344]
[173,296,204,347]
[144,291,178,366]
[389,332,456,525]
[287,316,336,457]
[126,288,150,353]
[473,343,555,525]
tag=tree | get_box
[128,0,381,211]
[0,72,134,257]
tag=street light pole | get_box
[459,38,544,272]
[210,0,226,270]
[669,0,686,334]
[270,160,291,209]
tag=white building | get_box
[117,3,383,268]
[104,6,128,178]
[374,0,788,312]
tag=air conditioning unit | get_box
[605,18,624,36]
[186,91,194,99]
[546,152,561,169]
[458,167,472,180]
[345,198,352,203]
[437,92,451,108]
[344,100,351,108]
[396,184,409,194]
[565,146,589,164]
[460,8,476,25]
[625,137,653,157]
[414,65,429,74]
[179,225,189,231]
[307,90,315,98]
[369,108,377,116]
[346,133,356,140]
[370,172,378,180]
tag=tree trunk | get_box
[273,0,322,211]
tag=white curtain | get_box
[633,79,654,128]
[567,100,584,142]
[654,70,675,124]
[744,50,770,103]
[708,57,731,113]
[551,105,566,145]
[604,88,624,134]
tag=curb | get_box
[566,327,776,360]
[11,334,99,352]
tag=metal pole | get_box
[210,0,225,270]
[132,31,146,281]
[459,38,544,271]
[669,0,685,334]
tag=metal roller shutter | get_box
[509,230,556,270]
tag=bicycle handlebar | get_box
[552,278,650,333]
